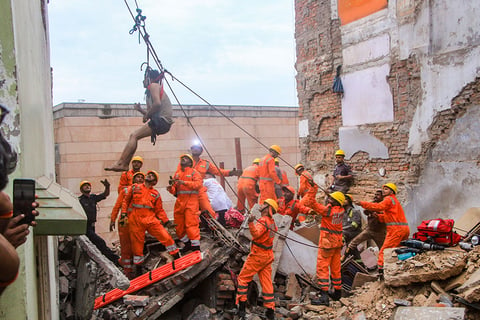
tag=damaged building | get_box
[1,0,480,320]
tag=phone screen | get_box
[13,178,36,225]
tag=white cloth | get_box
[203,177,232,212]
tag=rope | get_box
[122,1,328,252]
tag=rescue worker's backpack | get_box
[412,218,462,246]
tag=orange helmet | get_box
[147,170,159,182]
[79,180,91,190]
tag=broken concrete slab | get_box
[456,266,480,294]
[293,223,320,245]
[454,207,480,238]
[393,307,465,320]
[384,248,467,286]
[351,272,378,290]
[360,247,378,270]
[278,229,318,277]
[123,295,150,307]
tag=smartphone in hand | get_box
[13,178,36,225]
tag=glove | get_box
[168,176,175,186]
[163,220,173,228]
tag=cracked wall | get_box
[295,0,480,227]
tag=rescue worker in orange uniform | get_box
[277,186,310,230]
[117,155,143,192]
[236,158,260,214]
[236,199,278,320]
[168,154,203,253]
[190,144,241,219]
[110,171,145,278]
[295,163,318,207]
[356,183,410,275]
[258,145,282,203]
[274,158,289,199]
[308,191,346,306]
[122,170,179,270]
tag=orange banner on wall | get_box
[338,0,388,25]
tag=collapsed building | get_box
[58,206,480,319]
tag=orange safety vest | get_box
[168,167,203,197]
[192,158,230,179]
[297,171,317,198]
[238,165,259,186]
[360,195,408,228]
[310,202,345,249]
[249,214,278,252]
[123,183,168,223]
[118,169,135,192]
[258,154,281,185]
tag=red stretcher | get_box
[94,250,203,309]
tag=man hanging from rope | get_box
[105,67,174,172]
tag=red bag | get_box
[225,208,245,228]
[413,219,462,246]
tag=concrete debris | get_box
[384,248,467,286]
[393,306,465,320]
[57,222,480,320]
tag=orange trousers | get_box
[378,225,410,268]
[174,196,201,246]
[259,181,277,204]
[236,251,275,309]
[129,210,178,265]
[117,217,133,274]
[316,247,342,291]
[236,182,258,212]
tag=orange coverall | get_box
[118,169,136,193]
[168,167,203,247]
[359,194,410,269]
[192,159,231,218]
[309,202,345,292]
[277,198,311,229]
[236,213,278,310]
[111,186,133,274]
[236,164,259,212]
[122,183,178,265]
[298,171,318,207]
[258,154,281,203]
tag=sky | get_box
[48,0,298,107]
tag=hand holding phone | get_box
[13,179,36,225]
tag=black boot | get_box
[330,289,342,301]
[311,290,329,306]
[171,252,180,260]
[238,301,246,318]
[180,241,191,254]
[191,245,201,252]
[265,308,275,320]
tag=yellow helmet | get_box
[329,191,346,206]
[269,145,282,155]
[294,163,304,171]
[131,156,144,163]
[274,158,279,164]
[133,171,145,179]
[147,170,159,182]
[383,183,397,194]
[179,153,194,163]
[264,199,279,213]
[79,180,91,190]
[253,158,260,164]
[335,149,345,157]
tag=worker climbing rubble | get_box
[110,171,145,278]
[308,191,346,306]
[236,199,278,320]
[122,170,179,275]
[356,182,410,277]
[168,154,203,253]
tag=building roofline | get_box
[53,102,299,119]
